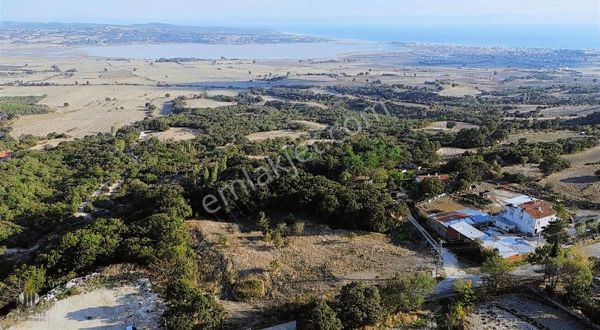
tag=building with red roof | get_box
[498,196,557,236]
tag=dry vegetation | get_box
[187,219,433,327]
[504,130,582,144]
[541,145,600,203]
[246,129,307,142]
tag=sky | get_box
[1,0,599,27]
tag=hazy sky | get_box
[1,0,599,26]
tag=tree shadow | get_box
[560,176,599,184]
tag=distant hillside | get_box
[564,111,600,126]
[0,21,326,46]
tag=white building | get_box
[498,196,557,236]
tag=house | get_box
[0,150,12,161]
[498,196,557,236]
[426,209,491,239]
[415,173,451,184]
[494,217,516,232]
[447,221,488,241]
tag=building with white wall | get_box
[498,196,557,236]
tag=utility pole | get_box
[435,240,443,278]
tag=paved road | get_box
[431,263,543,299]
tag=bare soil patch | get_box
[246,129,307,142]
[4,278,163,330]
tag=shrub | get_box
[292,222,305,236]
[299,299,343,330]
[235,278,266,301]
[335,281,384,329]
[381,273,436,311]
[163,279,225,330]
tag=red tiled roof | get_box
[418,174,451,182]
[519,200,555,219]
[0,150,12,159]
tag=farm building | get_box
[426,209,491,239]
[426,208,536,260]
[415,173,451,183]
[498,196,557,236]
[0,150,12,161]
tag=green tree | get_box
[381,273,436,311]
[539,156,570,176]
[543,217,569,256]
[419,177,444,199]
[257,211,269,234]
[562,246,593,305]
[203,166,210,183]
[163,279,225,330]
[452,279,476,311]
[299,299,343,330]
[335,281,384,329]
[210,162,219,183]
[480,253,513,293]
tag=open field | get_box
[189,219,434,328]
[437,84,481,97]
[504,130,583,144]
[183,98,236,108]
[541,146,600,203]
[148,127,203,142]
[501,164,543,179]
[246,129,307,142]
[422,121,479,133]
[437,147,470,159]
[540,105,600,117]
[4,84,202,138]
[2,47,599,140]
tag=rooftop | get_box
[505,195,534,206]
[519,200,555,219]
[417,173,451,182]
[448,221,488,240]
[428,209,491,226]
[0,150,12,159]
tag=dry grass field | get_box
[541,146,600,203]
[148,127,203,142]
[504,130,582,144]
[422,121,479,133]
[246,129,307,142]
[188,219,433,328]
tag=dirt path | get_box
[8,283,163,330]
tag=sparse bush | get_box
[257,211,269,234]
[218,234,229,247]
[234,278,266,301]
[292,222,305,236]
